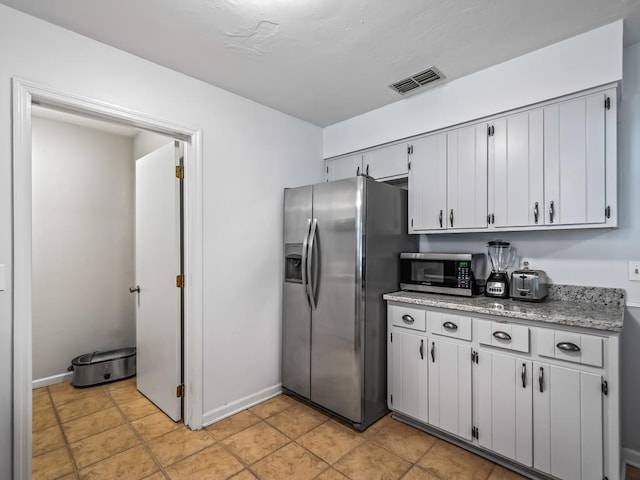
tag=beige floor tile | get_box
[206,410,262,441]
[70,424,140,469]
[229,471,257,480]
[628,466,640,480]
[248,394,295,419]
[143,472,168,480]
[49,382,105,407]
[119,396,161,421]
[371,420,436,462]
[297,420,365,464]
[334,441,411,480]
[487,465,527,480]
[32,387,52,410]
[33,403,59,432]
[402,466,441,480]
[361,414,394,438]
[252,442,328,480]
[315,468,349,480]
[104,376,136,391]
[62,407,125,443]
[56,391,114,423]
[266,402,329,439]
[57,475,77,480]
[165,444,244,479]
[33,423,66,456]
[147,427,216,466]
[132,411,181,442]
[32,446,74,480]
[222,422,289,464]
[107,382,144,404]
[417,439,494,480]
[78,444,158,480]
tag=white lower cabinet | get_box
[388,328,428,423]
[477,350,533,466]
[428,338,472,440]
[533,362,603,480]
[387,303,618,480]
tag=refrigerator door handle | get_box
[307,218,319,310]
[301,218,312,307]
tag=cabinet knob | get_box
[539,367,545,393]
[534,202,539,224]
[549,200,555,224]
[442,321,458,331]
[401,314,415,324]
[439,210,443,228]
[492,331,511,341]
[556,342,580,352]
[521,363,527,388]
[419,339,424,360]
[430,341,435,362]
[450,209,454,228]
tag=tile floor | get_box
[32,379,640,480]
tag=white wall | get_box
[31,116,136,382]
[133,130,173,160]
[0,5,323,476]
[323,21,623,159]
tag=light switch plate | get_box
[0,264,4,291]
[628,261,640,281]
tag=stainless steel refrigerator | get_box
[282,176,416,430]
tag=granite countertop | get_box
[383,285,626,332]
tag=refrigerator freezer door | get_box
[282,186,313,399]
[310,177,364,423]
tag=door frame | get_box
[11,78,204,479]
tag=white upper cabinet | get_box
[362,143,409,180]
[489,110,544,228]
[409,134,447,232]
[447,124,488,230]
[543,91,608,226]
[326,154,362,181]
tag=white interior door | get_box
[135,141,182,421]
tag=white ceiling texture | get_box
[3,0,640,126]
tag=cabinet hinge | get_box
[602,380,608,396]
[176,274,185,288]
[176,384,184,398]
[472,426,479,439]
[407,145,414,155]
[605,205,611,219]
[175,165,184,179]
[487,125,495,137]
[326,166,329,174]
[408,160,411,171]
[605,96,611,110]
[471,350,479,364]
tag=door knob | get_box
[129,286,140,293]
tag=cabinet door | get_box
[543,92,607,225]
[490,110,544,227]
[428,338,472,440]
[326,155,362,181]
[363,144,408,180]
[533,363,603,480]
[447,124,488,229]
[388,329,428,423]
[409,134,447,231]
[477,351,532,466]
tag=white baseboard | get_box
[624,448,640,468]
[32,372,73,389]
[202,384,282,427]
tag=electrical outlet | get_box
[628,261,640,281]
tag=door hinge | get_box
[487,125,495,136]
[605,205,611,219]
[176,274,185,288]
[602,380,608,396]
[176,384,184,398]
[175,165,184,179]
[605,96,611,110]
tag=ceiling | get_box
[3,0,640,127]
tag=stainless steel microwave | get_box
[400,253,486,296]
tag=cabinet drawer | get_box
[478,320,529,353]
[428,311,472,341]
[389,305,426,332]
[537,329,603,367]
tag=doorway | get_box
[12,78,204,479]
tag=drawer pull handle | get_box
[493,331,511,341]
[556,342,580,352]
[419,339,424,360]
[521,363,527,388]
[539,367,544,393]
[401,314,415,324]
[442,321,458,331]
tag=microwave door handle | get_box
[307,218,319,310]
[301,218,312,307]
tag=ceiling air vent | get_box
[390,66,445,95]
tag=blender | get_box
[485,240,516,298]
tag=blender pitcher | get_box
[485,240,516,298]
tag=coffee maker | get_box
[485,240,516,298]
